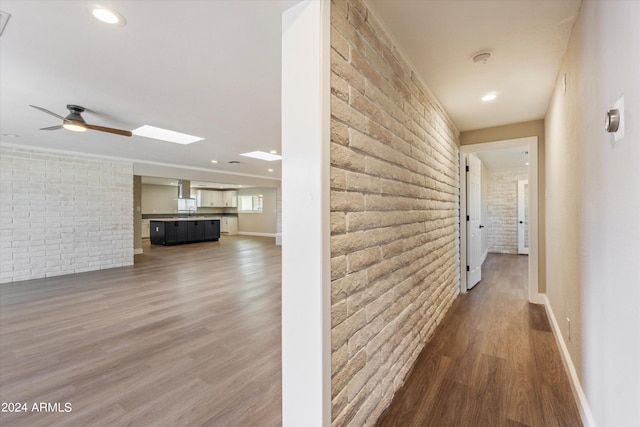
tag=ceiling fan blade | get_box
[30,105,65,120]
[40,125,64,130]
[85,124,132,137]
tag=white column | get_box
[281,1,331,426]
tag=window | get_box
[239,195,263,213]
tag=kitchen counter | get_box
[150,218,220,245]
[150,216,223,222]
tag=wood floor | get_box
[2,244,582,427]
[376,253,582,427]
[0,236,282,427]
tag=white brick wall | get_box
[486,167,528,254]
[330,0,460,424]
[0,147,134,283]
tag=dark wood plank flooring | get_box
[0,236,282,427]
[376,253,582,427]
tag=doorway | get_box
[459,136,541,303]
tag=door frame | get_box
[466,153,483,289]
[517,179,530,255]
[459,136,542,303]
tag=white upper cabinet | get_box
[197,190,224,207]
[223,190,237,207]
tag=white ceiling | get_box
[0,0,296,185]
[476,147,529,170]
[366,0,581,131]
[1,0,580,185]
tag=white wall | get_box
[276,186,282,245]
[141,184,178,214]
[237,187,277,235]
[545,1,640,425]
[0,146,133,283]
[281,0,331,424]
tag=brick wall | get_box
[330,0,460,424]
[486,167,528,254]
[0,147,134,283]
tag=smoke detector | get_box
[472,51,492,65]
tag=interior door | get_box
[467,154,482,289]
[518,180,530,254]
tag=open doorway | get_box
[459,136,542,303]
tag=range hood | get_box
[177,180,193,199]
[177,180,196,213]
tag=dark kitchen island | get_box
[150,218,221,245]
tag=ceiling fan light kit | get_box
[30,104,132,137]
[62,104,87,132]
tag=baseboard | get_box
[529,292,546,305]
[237,232,276,238]
[543,295,597,427]
[133,248,143,255]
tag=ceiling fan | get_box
[30,104,132,137]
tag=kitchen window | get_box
[239,195,263,213]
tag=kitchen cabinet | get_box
[150,219,220,245]
[142,219,150,239]
[204,219,221,240]
[220,216,238,234]
[222,190,237,207]
[196,190,223,207]
[187,220,205,241]
[157,220,187,244]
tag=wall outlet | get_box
[567,317,571,341]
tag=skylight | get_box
[240,151,282,161]
[132,125,204,145]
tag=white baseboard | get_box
[237,232,276,238]
[529,292,546,305]
[133,248,143,255]
[543,295,596,427]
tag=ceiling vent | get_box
[0,11,11,36]
[228,160,241,164]
[472,51,492,65]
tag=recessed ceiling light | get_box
[268,169,274,172]
[481,93,497,102]
[210,160,218,164]
[240,151,282,161]
[132,125,203,145]
[525,162,530,166]
[86,4,126,26]
[269,150,278,154]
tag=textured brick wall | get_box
[330,0,460,424]
[486,167,528,254]
[0,147,134,283]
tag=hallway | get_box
[376,254,582,426]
